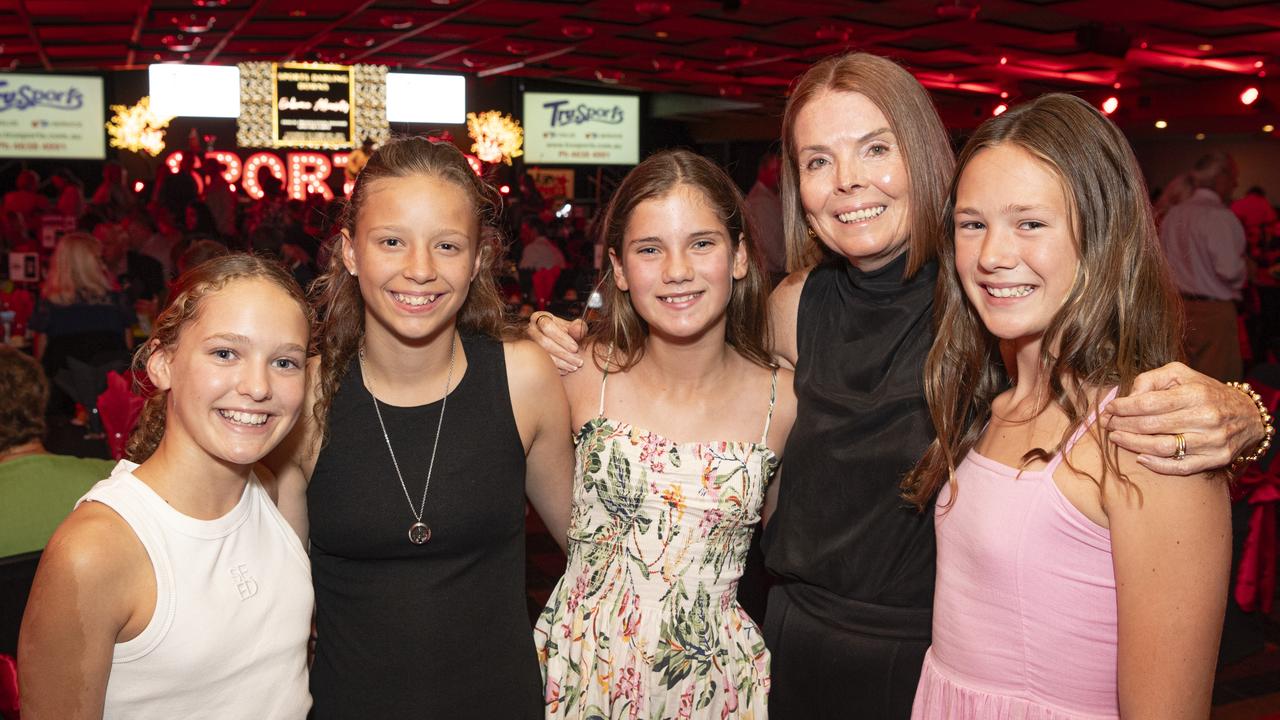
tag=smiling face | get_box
[610,184,748,344]
[953,143,1080,349]
[793,90,911,272]
[148,278,309,471]
[341,173,481,347]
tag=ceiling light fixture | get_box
[1101,96,1119,114]
[1155,120,1167,129]
[993,103,1007,116]
[1241,87,1260,105]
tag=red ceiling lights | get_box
[651,57,684,71]
[1241,87,1260,105]
[162,34,201,52]
[724,44,757,58]
[380,15,413,30]
[561,24,594,40]
[595,69,624,84]
[343,36,375,48]
[993,103,1007,116]
[505,42,533,55]
[192,0,229,6]
[172,14,216,33]
[635,2,671,17]
[815,25,850,42]
[1101,96,1119,114]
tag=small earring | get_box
[806,226,817,240]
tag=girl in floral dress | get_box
[534,149,796,719]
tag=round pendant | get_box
[408,521,432,545]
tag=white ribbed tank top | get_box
[79,460,313,719]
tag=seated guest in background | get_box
[31,232,136,408]
[49,169,85,219]
[1157,152,1248,381]
[0,346,113,558]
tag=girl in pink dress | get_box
[904,93,1232,718]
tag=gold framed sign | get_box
[271,62,354,149]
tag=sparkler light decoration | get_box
[105,96,174,156]
[466,110,524,166]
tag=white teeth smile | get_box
[392,292,439,306]
[986,285,1035,298]
[219,410,268,426]
[660,292,702,304]
[837,206,886,223]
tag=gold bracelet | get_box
[1226,381,1275,470]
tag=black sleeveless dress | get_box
[762,254,939,719]
[307,333,542,719]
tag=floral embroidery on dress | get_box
[535,417,777,720]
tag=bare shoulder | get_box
[39,502,149,599]
[559,340,607,409]
[768,267,811,367]
[503,337,563,398]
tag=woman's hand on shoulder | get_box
[768,269,809,370]
[525,311,587,375]
[1102,362,1265,475]
[19,503,150,719]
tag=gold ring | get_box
[1172,433,1187,461]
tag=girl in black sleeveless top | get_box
[266,137,574,719]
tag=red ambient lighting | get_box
[499,184,511,195]
[993,103,1008,117]
[1102,96,1119,115]
[1241,87,1260,105]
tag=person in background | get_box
[89,161,132,220]
[518,219,567,310]
[0,346,114,558]
[3,169,48,236]
[31,231,135,386]
[201,161,238,238]
[1158,152,1248,381]
[50,170,84,219]
[1232,185,1279,360]
[744,149,787,286]
[345,138,375,184]
[176,239,230,277]
[95,220,165,304]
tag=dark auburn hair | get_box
[902,93,1182,509]
[780,52,955,276]
[310,136,508,441]
[0,346,48,453]
[586,148,773,371]
[128,254,313,462]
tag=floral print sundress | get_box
[535,365,779,720]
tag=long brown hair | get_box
[780,52,954,276]
[128,254,313,463]
[902,93,1182,509]
[310,136,508,441]
[586,149,773,371]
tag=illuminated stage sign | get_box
[0,74,105,159]
[522,92,639,166]
[273,63,354,149]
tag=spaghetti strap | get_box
[1043,387,1120,475]
[760,367,779,444]
[597,346,614,418]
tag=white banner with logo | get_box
[0,74,105,159]
[522,92,639,166]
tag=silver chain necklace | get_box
[358,332,456,545]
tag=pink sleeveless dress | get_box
[912,391,1120,719]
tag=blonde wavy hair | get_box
[42,231,113,305]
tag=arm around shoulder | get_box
[19,504,152,720]
[768,269,809,370]
[1104,446,1231,719]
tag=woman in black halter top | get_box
[267,137,574,718]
